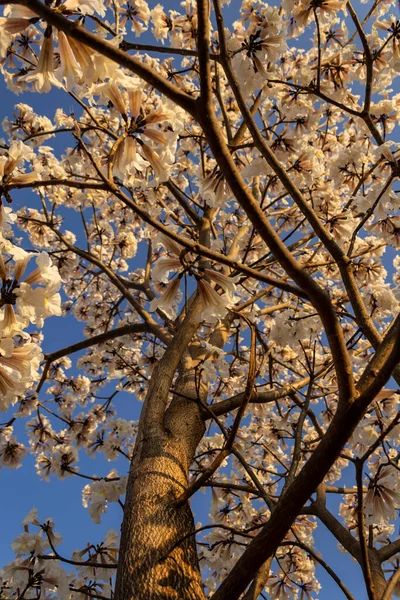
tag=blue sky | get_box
[0,1,395,598]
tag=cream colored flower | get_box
[24,31,60,93]
[365,466,400,524]
[0,5,37,46]
[0,16,33,35]
[0,364,22,404]
[0,340,42,379]
[149,277,181,319]
[104,83,172,181]
[0,437,27,469]
[16,281,62,327]
[152,257,182,283]
[203,269,239,300]
[0,304,25,337]
[57,31,82,89]
[197,279,231,322]
[140,144,168,181]
[24,252,61,286]
[0,141,36,188]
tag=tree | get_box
[0,0,399,598]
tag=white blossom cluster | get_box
[0,196,61,413]
[0,507,117,599]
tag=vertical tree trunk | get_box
[367,550,388,600]
[114,368,207,600]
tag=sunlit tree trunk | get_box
[366,551,388,600]
[114,363,207,600]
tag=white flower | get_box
[11,531,48,556]
[23,32,61,93]
[0,367,23,409]
[62,0,106,16]
[103,83,173,182]
[0,141,36,190]
[0,341,42,378]
[0,206,17,234]
[51,445,79,478]
[0,337,15,358]
[24,252,61,286]
[140,143,169,182]
[22,508,39,525]
[149,277,181,319]
[104,528,119,548]
[203,269,239,300]
[267,574,296,600]
[0,437,27,468]
[0,338,42,410]
[82,477,126,524]
[197,279,232,322]
[0,339,42,410]
[105,83,128,119]
[57,31,82,89]
[0,6,37,54]
[152,257,182,283]
[155,232,185,256]
[16,281,62,326]
[113,135,149,179]
[200,170,229,207]
[365,466,400,525]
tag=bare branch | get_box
[44,323,159,363]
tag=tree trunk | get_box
[367,550,388,600]
[114,368,207,600]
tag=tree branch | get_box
[9,0,197,116]
[382,567,400,600]
[209,376,312,417]
[44,323,159,363]
[309,501,361,562]
[199,4,355,407]
[210,315,400,600]
[378,538,400,563]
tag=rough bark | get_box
[114,368,207,600]
[367,550,388,600]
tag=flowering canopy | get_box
[0,0,399,599]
